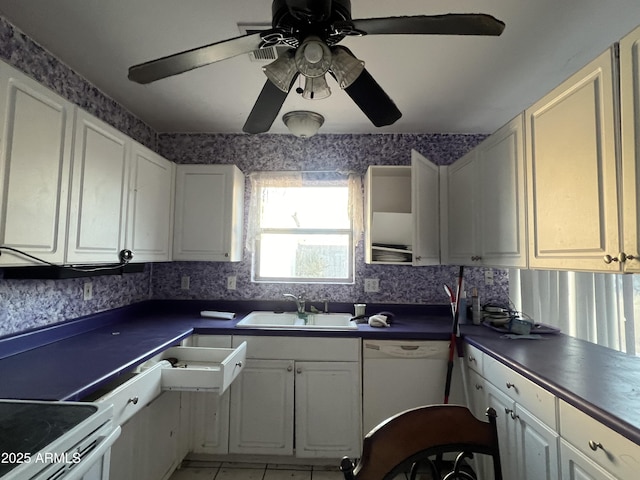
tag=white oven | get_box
[0,400,120,480]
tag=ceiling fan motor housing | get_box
[271,0,353,46]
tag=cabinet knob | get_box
[127,396,139,405]
[504,408,513,416]
[296,367,302,374]
[474,384,483,390]
[287,365,293,372]
[588,440,604,452]
[468,355,477,364]
[603,254,620,264]
[619,252,636,263]
[235,361,243,368]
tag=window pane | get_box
[258,233,350,280]
[260,186,349,229]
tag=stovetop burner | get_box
[0,401,98,476]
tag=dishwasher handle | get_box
[364,342,450,359]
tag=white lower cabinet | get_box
[229,336,362,459]
[229,358,295,455]
[561,440,617,480]
[484,384,559,480]
[559,400,640,479]
[108,392,182,480]
[468,352,559,480]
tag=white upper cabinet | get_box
[0,63,74,266]
[525,48,620,272]
[365,150,440,266]
[477,114,528,268]
[173,164,244,262]
[620,24,640,273]
[67,109,130,264]
[444,115,527,268]
[443,149,477,266]
[126,142,174,263]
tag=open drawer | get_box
[153,341,246,393]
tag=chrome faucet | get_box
[283,292,306,319]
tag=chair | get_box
[340,405,502,480]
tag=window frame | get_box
[251,181,355,284]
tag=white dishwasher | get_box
[362,340,456,434]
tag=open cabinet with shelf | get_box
[364,151,440,266]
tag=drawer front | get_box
[232,335,360,361]
[464,343,484,375]
[159,343,246,393]
[96,361,163,425]
[560,400,640,479]
[484,354,557,429]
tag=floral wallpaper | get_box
[153,133,510,308]
[0,15,510,338]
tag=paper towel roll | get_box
[200,311,236,320]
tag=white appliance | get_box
[362,340,457,434]
[0,400,120,480]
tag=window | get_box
[510,269,640,356]
[247,172,362,283]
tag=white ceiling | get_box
[1,0,639,135]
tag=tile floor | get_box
[168,461,345,480]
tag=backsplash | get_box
[153,133,509,307]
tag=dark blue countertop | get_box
[1,300,639,448]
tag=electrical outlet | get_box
[83,282,93,301]
[364,278,380,292]
[181,275,190,290]
[485,269,494,286]
[227,276,237,290]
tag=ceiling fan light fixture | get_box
[295,36,332,77]
[283,110,324,138]
[263,49,297,92]
[302,74,331,100]
[330,46,365,88]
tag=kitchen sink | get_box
[235,311,357,330]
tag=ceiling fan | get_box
[128,0,505,134]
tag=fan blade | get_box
[341,69,402,127]
[243,76,296,134]
[352,13,505,36]
[129,32,270,84]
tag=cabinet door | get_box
[0,63,74,266]
[446,150,478,265]
[485,382,518,480]
[295,361,361,458]
[516,404,559,480]
[109,414,141,480]
[67,110,129,263]
[228,359,294,455]
[561,440,617,480]
[525,48,620,271]
[126,142,174,262]
[411,150,440,265]
[620,25,640,273]
[477,114,527,268]
[139,392,181,480]
[173,164,244,261]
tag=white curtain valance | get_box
[245,171,364,253]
